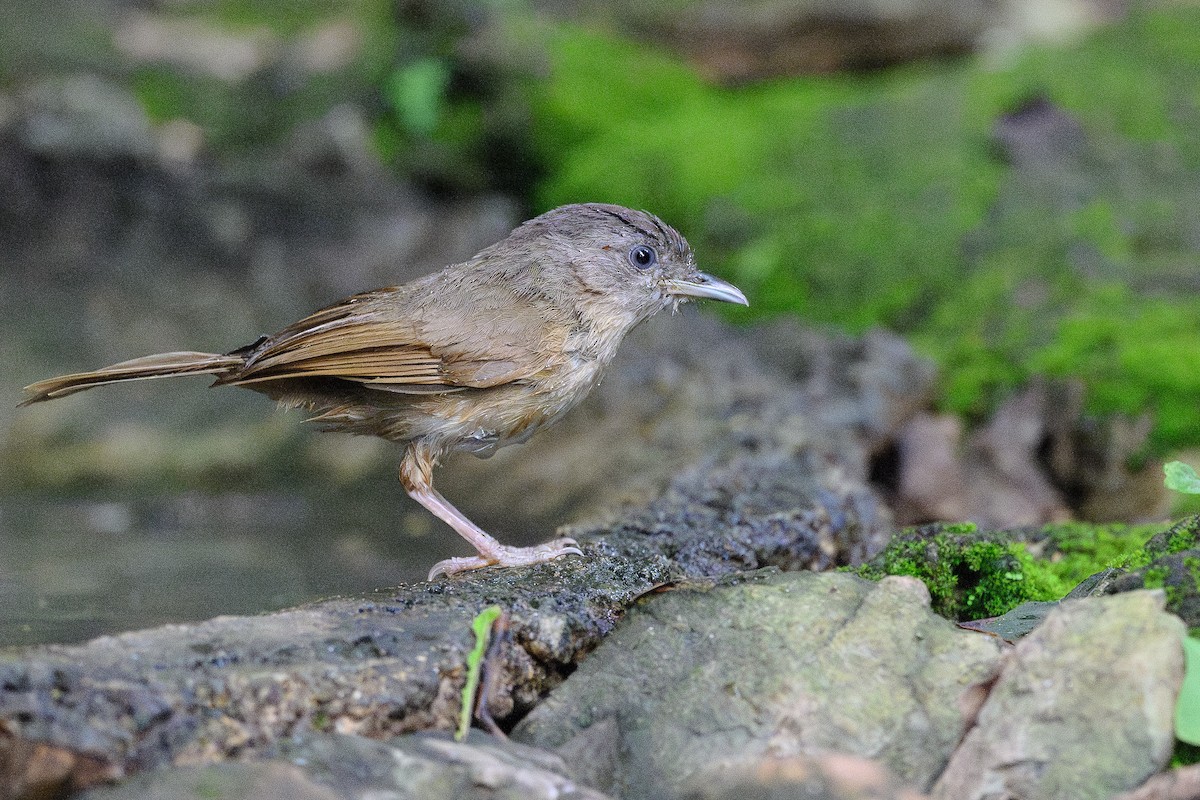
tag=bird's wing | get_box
[223,287,563,394]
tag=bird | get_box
[20,203,749,579]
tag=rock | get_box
[887,380,1166,528]
[1105,516,1200,628]
[113,13,282,83]
[531,0,1125,82]
[1032,377,1166,522]
[77,732,613,800]
[1111,764,1200,800]
[930,591,1184,800]
[16,75,154,159]
[82,763,339,800]
[679,752,929,800]
[991,94,1091,167]
[745,324,938,448]
[963,383,1073,525]
[512,572,1003,798]
[0,561,661,792]
[893,412,970,523]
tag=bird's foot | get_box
[427,537,583,580]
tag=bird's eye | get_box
[629,245,657,270]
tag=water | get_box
[0,485,452,647]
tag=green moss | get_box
[857,521,1167,620]
[1143,516,1200,562]
[1181,558,1200,613]
[1041,521,1169,579]
[532,29,1002,332]
[856,525,1050,620]
[1171,525,1200,555]
[1144,565,1169,590]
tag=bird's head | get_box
[514,203,747,334]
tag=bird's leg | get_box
[400,444,582,580]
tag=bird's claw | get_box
[427,537,583,580]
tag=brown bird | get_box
[20,203,748,579]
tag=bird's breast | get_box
[389,317,628,457]
[420,348,604,458]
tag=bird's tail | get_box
[19,351,245,406]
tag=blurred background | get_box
[1,0,1198,644]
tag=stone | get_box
[513,572,1003,798]
[77,732,613,800]
[931,591,1184,800]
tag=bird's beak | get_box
[661,273,749,306]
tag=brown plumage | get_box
[21,203,748,579]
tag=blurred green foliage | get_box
[384,57,451,136]
[373,0,547,191]
[528,8,1200,451]
[532,29,1003,331]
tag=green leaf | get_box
[456,605,503,742]
[1165,461,1200,495]
[1177,636,1200,745]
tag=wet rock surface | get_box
[439,317,925,562]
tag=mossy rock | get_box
[855,520,1169,620]
[1140,514,1200,563]
[1106,515,1200,629]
